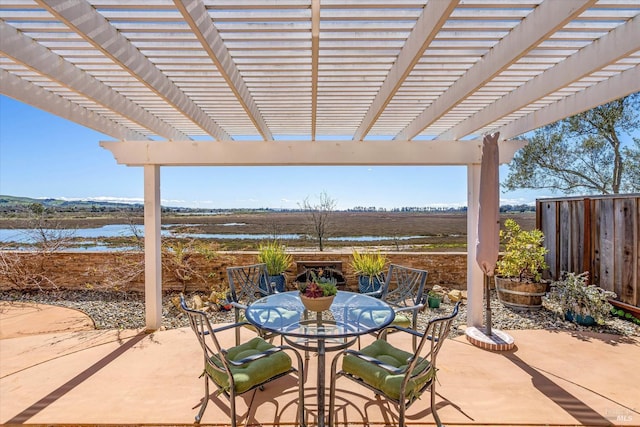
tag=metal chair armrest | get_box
[225,346,286,366]
[343,349,406,375]
[230,301,248,310]
[380,324,424,338]
[362,290,383,298]
[211,321,252,334]
[393,303,424,314]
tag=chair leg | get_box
[431,382,443,427]
[195,375,210,423]
[293,350,306,427]
[328,353,341,427]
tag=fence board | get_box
[540,200,558,278]
[559,200,570,275]
[537,194,640,308]
[615,198,635,302]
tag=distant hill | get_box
[0,195,536,213]
[0,195,144,211]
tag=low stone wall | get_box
[0,251,468,293]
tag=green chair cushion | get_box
[206,337,292,394]
[391,313,411,328]
[343,339,433,401]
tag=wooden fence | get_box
[536,194,640,308]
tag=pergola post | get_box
[144,165,162,331]
[466,164,483,327]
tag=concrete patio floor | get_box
[1,303,639,427]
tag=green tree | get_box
[503,93,640,195]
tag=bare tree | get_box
[0,203,76,290]
[300,191,336,251]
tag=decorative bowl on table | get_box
[300,294,335,312]
[298,270,338,312]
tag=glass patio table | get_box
[245,290,394,427]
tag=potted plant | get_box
[351,250,387,294]
[495,218,549,311]
[257,240,292,292]
[546,271,616,326]
[298,270,338,312]
[427,288,444,309]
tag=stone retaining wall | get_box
[0,251,468,293]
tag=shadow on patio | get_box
[1,304,638,426]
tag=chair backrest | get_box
[227,263,272,305]
[179,294,228,376]
[379,264,428,309]
[406,302,460,387]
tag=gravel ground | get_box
[1,289,639,338]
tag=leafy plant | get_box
[257,240,292,276]
[610,307,640,326]
[351,250,387,280]
[428,289,443,299]
[496,218,548,282]
[546,271,616,325]
[299,270,337,298]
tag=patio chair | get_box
[329,302,460,427]
[179,294,305,426]
[227,263,276,345]
[363,264,428,350]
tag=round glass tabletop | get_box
[245,290,395,339]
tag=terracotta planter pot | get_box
[494,276,549,311]
[300,294,335,312]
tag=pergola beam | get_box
[497,65,640,140]
[438,13,640,140]
[37,0,231,141]
[0,70,147,141]
[352,0,459,141]
[395,0,596,141]
[100,139,526,166]
[0,21,184,141]
[175,0,272,140]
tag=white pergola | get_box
[1,0,639,330]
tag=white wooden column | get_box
[466,164,483,327]
[144,165,162,330]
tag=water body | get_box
[0,224,427,246]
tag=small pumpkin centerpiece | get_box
[298,270,338,312]
[495,218,549,311]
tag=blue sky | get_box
[1,95,550,210]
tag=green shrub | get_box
[257,241,292,276]
[496,218,548,282]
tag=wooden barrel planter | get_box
[494,277,549,311]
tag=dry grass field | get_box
[0,210,536,252]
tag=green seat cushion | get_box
[391,313,411,328]
[206,337,292,394]
[343,339,433,400]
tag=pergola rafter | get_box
[439,13,640,140]
[35,0,231,140]
[352,0,459,141]
[0,69,147,140]
[175,0,273,140]
[0,21,184,140]
[394,0,597,141]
